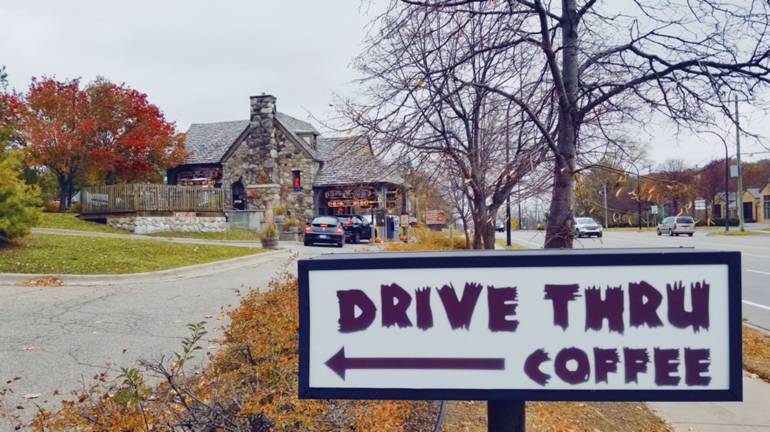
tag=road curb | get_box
[0,248,291,286]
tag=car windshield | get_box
[575,218,595,224]
[677,217,694,223]
[311,217,339,225]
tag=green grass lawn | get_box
[35,213,128,234]
[145,229,261,241]
[604,227,657,232]
[707,230,770,236]
[0,233,264,275]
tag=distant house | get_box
[713,191,739,219]
[743,180,770,223]
[167,95,407,223]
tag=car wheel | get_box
[575,230,581,238]
[688,233,693,237]
[675,233,679,236]
[598,232,603,238]
[354,231,361,244]
[657,229,661,236]
[337,242,344,248]
[304,241,310,246]
[668,229,673,236]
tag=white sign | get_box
[651,205,658,215]
[425,209,446,224]
[695,199,706,210]
[298,250,741,401]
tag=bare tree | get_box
[360,0,770,249]
[343,1,553,249]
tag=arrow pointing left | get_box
[325,347,505,380]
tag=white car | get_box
[574,217,603,238]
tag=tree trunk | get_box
[460,213,471,249]
[482,207,499,250]
[57,173,68,213]
[544,0,579,249]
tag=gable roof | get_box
[184,120,249,164]
[747,188,761,199]
[182,113,321,164]
[759,179,770,194]
[313,136,405,187]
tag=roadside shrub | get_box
[66,202,82,214]
[43,201,59,213]
[0,149,42,243]
[697,218,739,227]
[382,227,468,251]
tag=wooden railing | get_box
[81,184,224,214]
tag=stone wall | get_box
[222,95,281,211]
[107,215,226,234]
[220,94,319,221]
[275,127,319,222]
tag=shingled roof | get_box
[183,113,320,164]
[313,136,405,187]
[184,120,249,164]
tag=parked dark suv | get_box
[335,214,375,244]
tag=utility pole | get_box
[603,183,608,229]
[505,100,512,248]
[735,94,745,232]
[517,183,522,230]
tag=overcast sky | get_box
[2,0,769,169]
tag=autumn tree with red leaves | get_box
[20,77,187,210]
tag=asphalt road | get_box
[497,228,770,330]
[0,241,350,427]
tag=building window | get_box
[293,170,301,192]
[764,196,770,219]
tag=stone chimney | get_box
[245,95,281,211]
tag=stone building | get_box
[167,95,406,225]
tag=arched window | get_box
[232,181,245,210]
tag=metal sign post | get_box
[299,249,742,431]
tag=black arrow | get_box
[325,347,505,380]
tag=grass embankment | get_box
[0,233,263,275]
[743,325,770,382]
[707,230,769,236]
[145,229,261,241]
[35,212,127,234]
[605,227,657,232]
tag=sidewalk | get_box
[649,372,770,432]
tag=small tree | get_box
[0,67,41,243]
[20,77,188,210]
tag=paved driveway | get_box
[0,241,358,426]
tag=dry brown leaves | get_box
[438,400,673,432]
[15,277,62,287]
[743,325,770,382]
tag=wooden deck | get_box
[81,184,224,214]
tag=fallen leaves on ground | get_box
[743,325,770,382]
[15,277,62,287]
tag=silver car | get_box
[574,217,603,238]
[657,216,695,237]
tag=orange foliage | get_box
[30,262,416,431]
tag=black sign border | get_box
[298,248,742,402]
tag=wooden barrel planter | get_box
[261,236,280,249]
